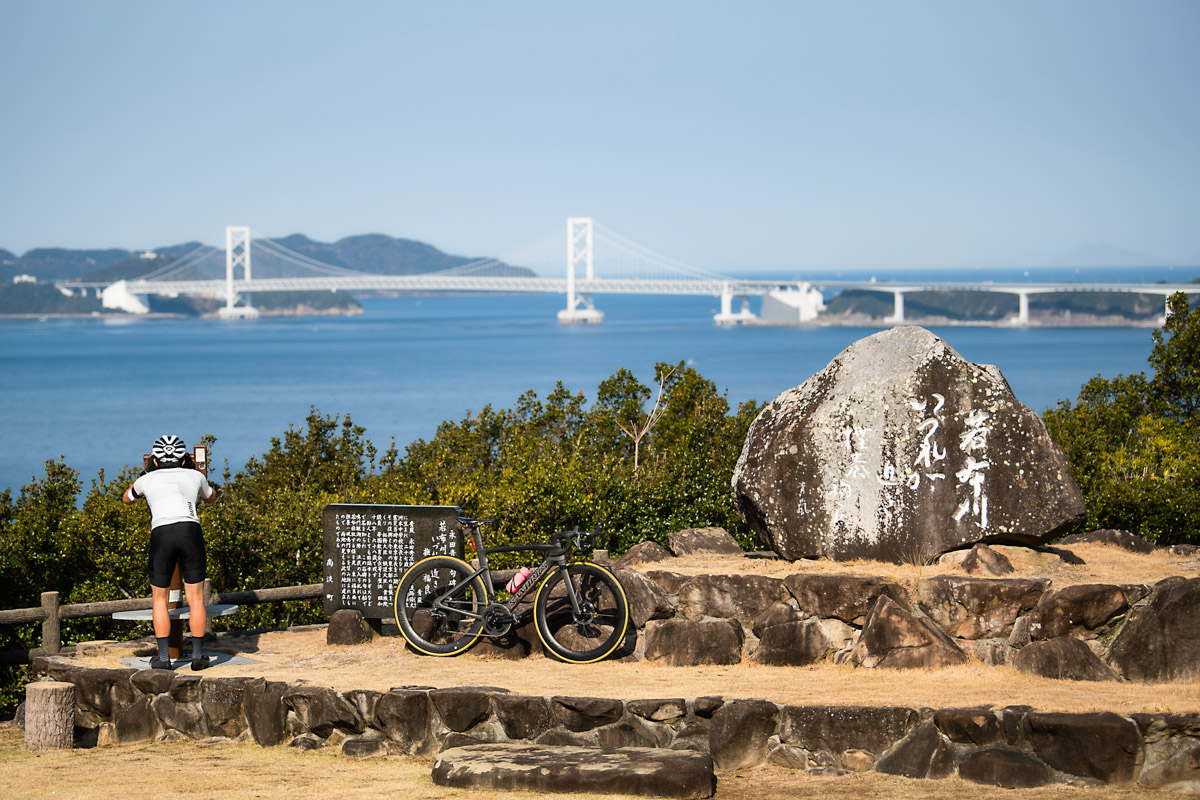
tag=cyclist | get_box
[122,435,217,670]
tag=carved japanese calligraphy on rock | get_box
[731,327,1084,563]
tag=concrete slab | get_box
[120,651,261,670]
[432,743,715,798]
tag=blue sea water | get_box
[0,268,1185,495]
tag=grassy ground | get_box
[0,723,1186,800]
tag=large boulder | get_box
[668,527,744,557]
[917,576,1048,639]
[1059,529,1156,554]
[784,574,911,625]
[753,620,831,666]
[708,699,779,769]
[1108,577,1200,682]
[1026,712,1140,783]
[1026,584,1139,641]
[731,327,1085,562]
[1012,637,1121,682]
[432,743,715,799]
[847,595,969,669]
[643,619,744,666]
[674,575,791,624]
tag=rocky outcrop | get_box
[614,540,675,568]
[960,543,1015,576]
[668,527,743,557]
[731,327,1085,563]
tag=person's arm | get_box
[122,483,141,505]
[200,479,217,504]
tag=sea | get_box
[0,264,1194,495]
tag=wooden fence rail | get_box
[0,583,323,667]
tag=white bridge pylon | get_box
[558,217,604,324]
[219,226,259,319]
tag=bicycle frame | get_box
[432,521,589,626]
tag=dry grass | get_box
[0,723,1186,800]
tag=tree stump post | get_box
[24,680,75,751]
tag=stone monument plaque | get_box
[322,504,463,618]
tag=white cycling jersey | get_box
[131,468,214,529]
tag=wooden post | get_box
[40,592,60,655]
[24,681,75,750]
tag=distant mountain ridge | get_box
[0,233,528,283]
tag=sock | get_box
[157,637,171,662]
[192,636,203,660]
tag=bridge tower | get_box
[218,226,260,319]
[557,217,604,324]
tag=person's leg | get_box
[184,580,207,643]
[151,584,172,637]
[184,580,211,669]
[150,583,173,667]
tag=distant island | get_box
[820,285,1198,327]
[0,233,532,317]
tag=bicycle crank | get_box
[482,603,516,636]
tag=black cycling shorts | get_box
[148,521,207,588]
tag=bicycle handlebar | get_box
[552,527,604,552]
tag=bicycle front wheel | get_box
[393,556,486,656]
[533,562,630,664]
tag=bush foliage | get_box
[1042,292,1200,545]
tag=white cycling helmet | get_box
[151,434,187,467]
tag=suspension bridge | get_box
[60,218,1199,325]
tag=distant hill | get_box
[2,248,133,282]
[0,282,105,315]
[1,233,530,283]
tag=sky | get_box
[1,1,1198,273]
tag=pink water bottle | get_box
[506,566,532,593]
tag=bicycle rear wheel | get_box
[533,562,629,663]
[393,556,486,656]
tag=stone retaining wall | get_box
[613,570,1200,683]
[28,657,1200,791]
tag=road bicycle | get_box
[393,517,630,664]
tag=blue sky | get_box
[1,1,1197,273]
